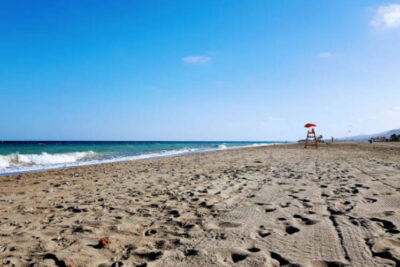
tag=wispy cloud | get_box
[317,52,333,58]
[182,56,211,64]
[371,4,400,29]
[393,106,400,111]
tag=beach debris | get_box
[98,237,112,248]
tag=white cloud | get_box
[393,106,400,111]
[371,4,400,29]
[317,52,333,58]
[182,56,211,64]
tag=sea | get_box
[0,141,281,175]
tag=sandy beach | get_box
[0,143,399,266]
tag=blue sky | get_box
[1,0,400,141]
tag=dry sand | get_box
[0,143,400,267]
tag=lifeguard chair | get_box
[304,123,318,148]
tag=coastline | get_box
[1,143,399,266]
[0,142,280,176]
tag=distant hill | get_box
[339,128,400,141]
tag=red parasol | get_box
[304,123,317,128]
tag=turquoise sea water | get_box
[0,141,281,175]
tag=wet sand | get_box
[0,143,400,266]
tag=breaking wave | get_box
[0,148,203,175]
[0,151,96,169]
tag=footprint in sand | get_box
[134,251,163,262]
[365,198,377,203]
[293,214,317,225]
[231,252,249,263]
[219,222,241,228]
[184,249,199,256]
[370,218,400,234]
[247,246,261,253]
[258,230,271,238]
[144,229,157,236]
[280,202,290,208]
[265,208,276,213]
[285,225,300,235]
[270,252,292,265]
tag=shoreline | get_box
[1,143,399,266]
[0,143,281,177]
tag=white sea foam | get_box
[217,144,227,149]
[0,151,95,169]
[250,143,271,147]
